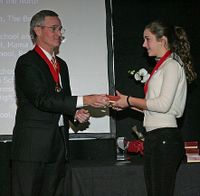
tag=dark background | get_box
[112,0,200,141]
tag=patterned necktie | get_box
[51,56,57,70]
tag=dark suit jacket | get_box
[11,49,77,162]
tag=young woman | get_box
[112,21,197,196]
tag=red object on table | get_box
[127,140,144,155]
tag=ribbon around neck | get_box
[144,50,172,94]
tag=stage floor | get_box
[1,142,200,196]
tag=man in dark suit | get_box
[11,10,109,196]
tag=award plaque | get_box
[106,95,120,102]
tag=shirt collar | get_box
[38,46,54,61]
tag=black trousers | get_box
[11,127,72,196]
[143,127,184,196]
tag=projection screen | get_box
[0,0,114,137]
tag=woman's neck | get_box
[156,49,170,59]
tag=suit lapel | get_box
[33,49,71,95]
[33,50,56,89]
[58,60,71,96]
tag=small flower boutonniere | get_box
[128,68,150,83]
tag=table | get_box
[71,156,200,196]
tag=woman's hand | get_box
[111,90,129,110]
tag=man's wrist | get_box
[83,95,92,106]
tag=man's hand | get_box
[75,109,90,123]
[83,94,109,108]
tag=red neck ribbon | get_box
[144,50,172,94]
[34,45,60,84]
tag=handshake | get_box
[83,94,120,108]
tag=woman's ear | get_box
[161,36,169,49]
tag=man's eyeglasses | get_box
[37,25,66,34]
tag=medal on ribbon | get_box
[34,45,62,93]
[51,56,62,93]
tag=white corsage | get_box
[128,68,150,83]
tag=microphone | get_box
[61,36,66,43]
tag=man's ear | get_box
[34,26,41,37]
